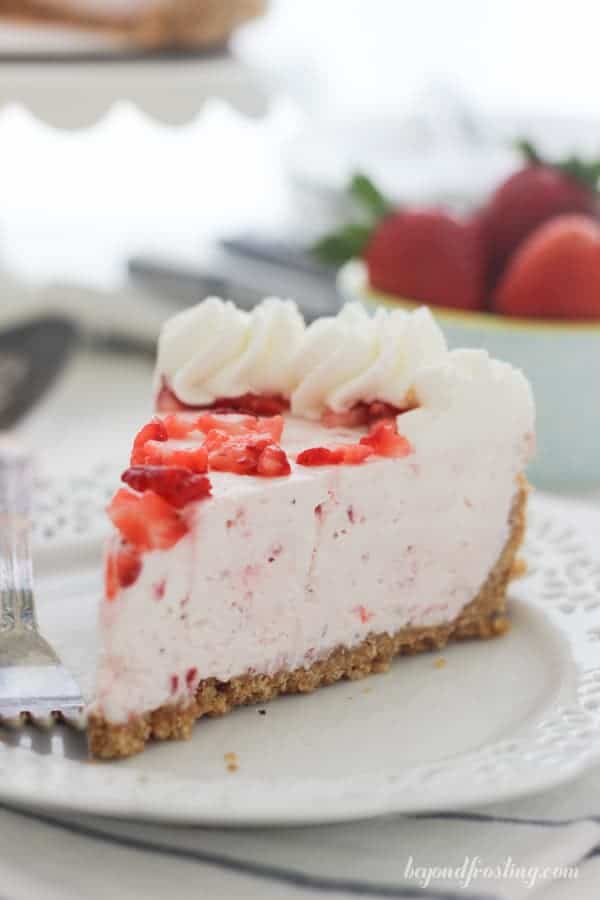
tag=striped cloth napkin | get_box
[0,765,599,900]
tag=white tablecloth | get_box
[5,349,600,900]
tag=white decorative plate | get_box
[1,481,599,826]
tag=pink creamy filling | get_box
[93,410,528,724]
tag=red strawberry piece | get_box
[122,465,212,508]
[360,420,413,458]
[130,418,168,465]
[210,393,289,416]
[142,441,209,473]
[337,444,374,464]
[107,488,188,551]
[321,402,404,429]
[205,431,291,477]
[297,446,339,466]
[254,414,284,442]
[104,552,118,601]
[364,210,486,311]
[162,414,199,440]
[481,146,599,290]
[208,439,267,475]
[321,406,370,428]
[297,443,373,466]
[195,413,260,436]
[208,434,270,475]
[335,444,373,466]
[155,379,188,412]
[161,446,209,473]
[493,214,600,319]
[202,428,230,453]
[115,543,142,589]
[256,445,291,477]
[367,400,406,421]
[195,413,284,443]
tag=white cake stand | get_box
[0,51,269,128]
[0,28,270,298]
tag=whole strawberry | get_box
[494,214,600,319]
[481,140,600,289]
[312,174,486,310]
[363,210,486,310]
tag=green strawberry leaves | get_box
[312,224,373,265]
[311,172,393,265]
[348,173,393,221]
[516,138,600,191]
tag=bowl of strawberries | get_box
[317,142,600,489]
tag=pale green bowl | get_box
[338,261,600,491]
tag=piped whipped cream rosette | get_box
[155,297,532,431]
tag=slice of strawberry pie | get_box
[87,298,534,758]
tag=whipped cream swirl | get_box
[156,296,305,406]
[411,348,535,442]
[290,304,447,418]
[156,297,533,433]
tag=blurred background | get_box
[1,0,599,492]
[4,0,600,284]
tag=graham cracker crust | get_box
[88,477,528,759]
[0,0,266,49]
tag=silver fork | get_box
[0,440,84,726]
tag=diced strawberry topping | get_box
[122,465,212,508]
[195,412,285,443]
[162,414,199,440]
[130,418,168,465]
[104,543,142,599]
[256,444,291,477]
[338,444,375,464]
[360,419,413,458]
[253,414,284,442]
[210,393,289,416]
[321,406,370,428]
[116,543,142,589]
[156,382,289,417]
[141,441,209,473]
[107,488,188,551]
[201,428,230,453]
[155,379,187,412]
[195,413,257,435]
[367,400,406,421]
[296,443,373,466]
[170,674,179,694]
[205,430,291,477]
[297,447,339,466]
[208,434,269,475]
[321,401,405,429]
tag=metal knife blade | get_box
[128,257,339,322]
[0,317,77,430]
[220,235,336,282]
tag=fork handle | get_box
[0,438,36,633]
